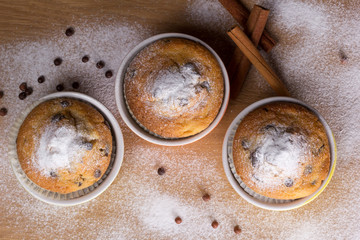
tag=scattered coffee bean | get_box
[339,50,348,64]
[0,91,3,98]
[25,87,33,96]
[202,193,211,202]
[82,55,89,63]
[0,108,7,116]
[65,27,75,37]
[96,60,105,69]
[175,216,182,224]
[54,57,63,66]
[94,169,102,178]
[157,167,165,176]
[38,75,45,83]
[211,220,219,229]
[19,82,27,91]
[234,225,242,234]
[72,82,80,89]
[105,70,113,78]
[19,92,27,100]
[60,100,69,107]
[56,84,64,91]
[284,178,294,187]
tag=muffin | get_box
[232,102,330,200]
[123,37,224,139]
[16,98,113,194]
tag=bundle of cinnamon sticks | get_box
[219,0,290,98]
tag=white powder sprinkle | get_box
[34,125,86,176]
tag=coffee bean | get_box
[56,84,64,91]
[25,87,33,96]
[157,167,165,176]
[50,171,57,178]
[65,27,75,36]
[60,100,69,107]
[54,57,63,66]
[94,169,102,178]
[105,70,113,78]
[82,55,89,63]
[72,82,80,89]
[96,60,105,69]
[19,92,27,100]
[284,178,294,187]
[51,113,65,123]
[0,108,7,116]
[175,216,182,224]
[202,193,210,202]
[234,225,242,234]
[0,91,3,98]
[211,220,219,229]
[37,75,45,83]
[19,82,27,91]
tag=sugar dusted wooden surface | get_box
[1,0,360,239]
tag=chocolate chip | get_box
[202,193,210,202]
[0,108,7,116]
[77,182,82,187]
[284,178,294,187]
[19,82,27,91]
[19,92,26,100]
[25,87,33,96]
[96,60,105,69]
[54,57,63,66]
[128,69,136,78]
[100,147,110,157]
[211,220,219,229]
[250,150,259,167]
[200,81,210,90]
[50,171,57,177]
[312,180,317,185]
[37,75,45,83]
[0,91,4,98]
[82,142,93,150]
[234,225,241,234]
[60,100,69,107]
[263,108,268,112]
[105,70,113,78]
[72,82,80,89]
[51,113,65,123]
[65,27,75,36]
[264,124,277,132]
[175,216,182,224]
[56,84,64,91]
[241,140,249,150]
[82,55,89,63]
[157,167,165,176]
[304,165,312,175]
[94,169,102,178]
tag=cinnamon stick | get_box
[218,0,276,52]
[229,5,270,99]
[227,26,290,96]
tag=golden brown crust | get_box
[233,102,330,200]
[124,38,224,138]
[16,98,112,194]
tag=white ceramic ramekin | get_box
[222,97,336,211]
[115,33,230,146]
[8,92,124,206]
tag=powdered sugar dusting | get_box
[34,125,86,176]
[251,126,307,188]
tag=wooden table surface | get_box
[1,0,359,239]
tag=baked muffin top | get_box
[124,37,224,139]
[232,102,330,200]
[16,98,113,194]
